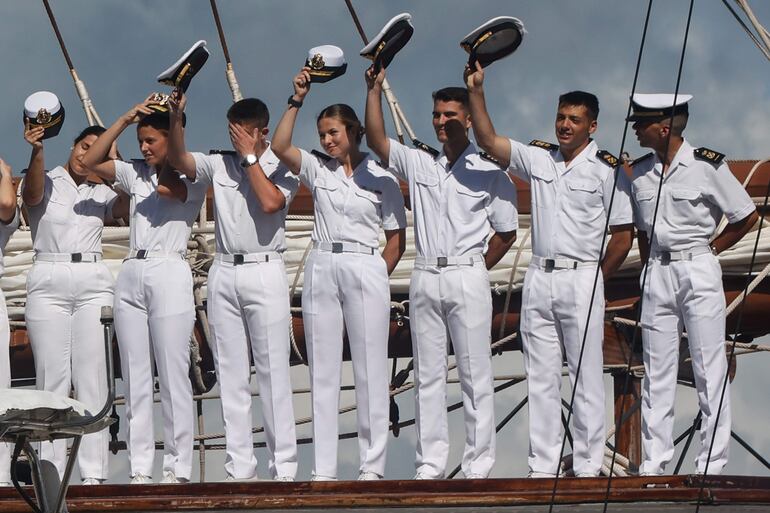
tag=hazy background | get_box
[1,0,768,482]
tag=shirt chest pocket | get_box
[530,168,555,208]
[312,179,341,215]
[565,178,602,216]
[214,173,244,218]
[352,188,382,224]
[73,198,107,226]
[669,187,702,215]
[454,186,487,223]
[43,196,71,223]
[633,188,656,228]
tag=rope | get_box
[721,0,770,61]
[209,0,243,102]
[287,239,314,365]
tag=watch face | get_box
[241,154,258,167]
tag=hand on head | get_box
[123,93,162,125]
[23,119,45,149]
[293,67,312,100]
[364,65,386,91]
[463,60,485,92]
[229,122,259,158]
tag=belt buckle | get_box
[136,250,148,260]
[331,242,343,253]
[70,253,83,263]
[436,256,448,268]
[544,258,555,271]
[233,254,245,265]
[660,252,671,265]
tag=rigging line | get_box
[720,0,770,61]
[208,0,243,102]
[694,177,770,513]
[548,1,655,510]
[41,0,74,70]
[600,0,696,511]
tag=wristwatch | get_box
[240,154,258,168]
[287,95,303,109]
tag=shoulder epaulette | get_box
[311,149,332,163]
[529,139,559,151]
[479,151,503,167]
[596,150,619,168]
[208,149,237,156]
[629,152,653,167]
[693,147,725,166]
[412,139,440,158]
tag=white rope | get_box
[225,63,243,102]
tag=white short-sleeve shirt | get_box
[387,139,518,258]
[0,208,20,276]
[629,139,755,252]
[114,159,207,253]
[191,146,299,254]
[507,139,633,262]
[27,166,118,254]
[299,149,406,249]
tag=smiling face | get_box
[554,103,596,152]
[137,126,169,168]
[432,100,471,144]
[317,116,356,159]
[68,134,99,176]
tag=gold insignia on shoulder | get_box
[413,139,440,158]
[479,151,502,167]
[694,147,725,165]
[36,108,51,125]
[596,150,619,168]
[310,53,325,70]
[528,139,558,151]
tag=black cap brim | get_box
[463,21,523,68]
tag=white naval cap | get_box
[24,91,65,140]
[627,93,692,122]
[157,40,210,93]
[360,13,414,73]
[461,16,526,68]
[305,45,347,83]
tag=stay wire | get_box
[694,177,770,513]
[546,1,655,511]
[599,1,696,512]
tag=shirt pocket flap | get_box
[214,173,240,188]
[414,172,438,187]
[354,188,381,203]
[530,167,554,182]
[567,179,600,193]
[456,187,486,199]
[634,188,655,201]
[671,187,700,201]
[313,179,339,192]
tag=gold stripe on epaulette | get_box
[693,147,725,165]
[529,139,558,151]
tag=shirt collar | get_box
[437,141,477,168]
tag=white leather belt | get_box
[415,254,484,268]
[651,245,711,264]
[531,255,597,271]
[215,252,282,265]
[313,241,376,255]
[34,252,102,263]
[127,249,185,260]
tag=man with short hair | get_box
[627,93,758,476]
[168,92,299,482]
[465,62,633,478]
[366,67,519,480]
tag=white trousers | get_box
[207,260,297,480]
[639,254,730,475]
[26,262,113,481]
[0,289,11,483]
[520,266,605,477]
[114,258,195,480]
[410,262,495,479]
[303,250,390,478]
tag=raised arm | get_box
[465,61,512,168]
[228,122,286,213]
[271,68,311,174]
[21,122,46,207]
[167,89,197,180]
[0,159,17,223]
[364,66,391,165]
[82,95,157,181]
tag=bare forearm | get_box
[485,231,516,269]
[22,146,45,206]
[168,115,196,179]
[638,231,650,264]
[602,227,633,280]
[0,174,16,221]
[711,210,758,254]
[83,117,128,180]
[245,164,286,213]
[365,88,390,164]
[157,167,187,202]
[382,229,406,275]
[468,88,511,167]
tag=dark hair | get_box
[227,98,270,128]
[432,87,469,108]
[137,110,186,132]
[317,104,363,144]
[74,125,106,144]
[558,91,599,120]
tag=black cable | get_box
[694,177,770,513]
[601,0,696,511]
[546,0,655,511]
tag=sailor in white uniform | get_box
[0,158,21,488]
[82,96,207,484]
[366,68,519,480]
[272,66,407,481]
[167,92,299,482]
[463,63,633,477]
[627,94,758,475]
[22,124,126,484]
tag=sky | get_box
[1,0,769,483]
